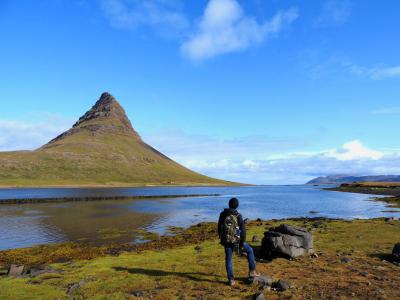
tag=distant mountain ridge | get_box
[307,175,400,185]
[0,92,236,187]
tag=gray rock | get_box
[393,243,400,263]
[67,280,86,295]
[312,220,325,228]
[253,292,265,300]
[28,265,58,277]
[8,265,24,277]
[130,291,145,297]
[252,235,259,243]
[261,224,313,259]
[249,275,273,288]
[67,283,80,295]
[341,257,352,263]
[273,279,292,291]
[360,271,369,276]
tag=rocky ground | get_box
[0,218,399,299]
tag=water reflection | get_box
[0,199,160,250]
[1,186,399,250]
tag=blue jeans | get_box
[224,242,256,280]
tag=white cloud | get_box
[0,117,71,151]
[181,0,298,61]
[360,65,400,80]
[99,0,298,61]
[372,107,400,115]
[302,53,400,81]
[322,140,383,161]
[144,130,309,161]
[145,131,399,184]
[100,0,188,36]
[315,0,352,27]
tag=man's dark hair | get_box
[229,198,239,209]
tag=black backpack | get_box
[222,213,241,244]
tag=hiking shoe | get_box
[228,279,236,286]
[249,270,261,277]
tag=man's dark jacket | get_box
[218,208,246,246]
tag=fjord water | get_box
[1,185,399,250]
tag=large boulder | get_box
[260,224,313,259]
[393,242,400,263]
[8,265,25,277]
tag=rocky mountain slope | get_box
[0,92,235,187]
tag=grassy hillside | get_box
[0,93,237,187]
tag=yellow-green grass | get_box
[1,219,399,299]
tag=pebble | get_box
[253,292,265,300]
[249,275,273,288]
[273,279,292,291]
[340,257,352,263]
[67,280,86,295]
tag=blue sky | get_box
[1,0,400,184]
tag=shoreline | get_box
[0,193,221,205]
[325,182,400,208]
[0,216,395,261]
[0,182,250,190]
[1,217,399,299]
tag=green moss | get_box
[0,278,66,300]
[1,219,400,299]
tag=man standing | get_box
[218,198,260,286]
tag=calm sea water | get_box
[0,185,399,250]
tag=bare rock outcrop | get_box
[260,224,313,259]
[44,92,140,146]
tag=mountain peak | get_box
[44,92,140,146]
[73,92,134,131]
[96,92,117,105]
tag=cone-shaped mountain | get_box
[0,93,236,187]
